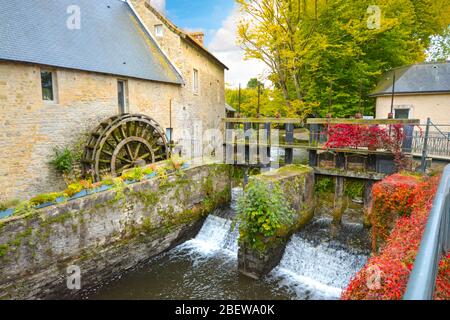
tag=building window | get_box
[155,24,163,37]
[41,70,55,101]
[217,80,221,102]
[394,108,410,119]
[193,69,199,95]
[117,80,128,114]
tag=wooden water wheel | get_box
[82,114,170,181]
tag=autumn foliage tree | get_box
[236,0,450,118]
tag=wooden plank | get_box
[306,118,420,125]
[306,146,394,155]
[223,117,305,124]
[313,167,386,180]
[225,142,308,149]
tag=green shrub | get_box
[315,176,334,193]
[234,179,294,252]
[121,167,145,182]
[0,199,20,211]
[344,179,364,199]
[29,193,62,206]
[50,147,74,174]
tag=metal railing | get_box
[412,119,450,165]
[404,164,450,300]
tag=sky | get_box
[149,0,266,87]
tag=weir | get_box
[224,117,421,226]
[87,187,370,300]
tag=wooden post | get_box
[421,118,431,172]
[244,122,251,164]
[309,123,319,146]
[333,153,346,226]
[263,122,271,167]
[363,180,374,228]
[309,150,318,167]
[285,123,294,165]
[402,125,414,153]
[309,123,319,167]
[225,122,233,164]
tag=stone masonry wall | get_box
[0,2,226,201]
[130,0,226,145]
[0,164,231,299]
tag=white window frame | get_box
[193,69,199,95]
[394,105,413,119]
[155,24,163,37]
[217,80,221,103]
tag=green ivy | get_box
[234,180,294,253]
[344,179,364,199]
[315,176,334,194]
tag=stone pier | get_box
[237,165,315,279]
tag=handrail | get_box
[404,164,450,300]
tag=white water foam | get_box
[182,215,239,256]
[270,234,368,299]
[181,213,367,300]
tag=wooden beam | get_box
[306,146,394,155]
[223,118,305,124]
[306,118,420,125]
[313,167,386,180]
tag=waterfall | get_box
[180,186,368,300]
[270,232,368,299]
[187,215,239,255]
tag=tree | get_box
[247,78,264,89]
[426,26,450,62]
[237,0,450,118]
[226,83,295,118]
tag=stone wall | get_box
[238,165,315,279]
[0,2,226,200]
[0,62,185,200]
[0,164,232,299]
[129,0,226,141]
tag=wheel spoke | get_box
[134,143,142,160]
[117,164,132,173]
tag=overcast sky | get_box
[149,0,266,87]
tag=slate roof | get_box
[225,103,236,112]
[0,0,183,84]
[370,62,450,97]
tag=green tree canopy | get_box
[237,0,450,118]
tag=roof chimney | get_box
[188,32,205,46]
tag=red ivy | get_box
[342,175,449,300]
[323,124,409,170]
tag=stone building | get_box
[0,0,227,200]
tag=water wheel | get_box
[82,114,170,181]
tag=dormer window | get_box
[155,24,163,37]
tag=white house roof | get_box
[370,62,450,97]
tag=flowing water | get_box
[86,189,370,300]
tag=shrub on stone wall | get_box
[369,173,422,251]
[234,179,295,253]
[342,174,450,300]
